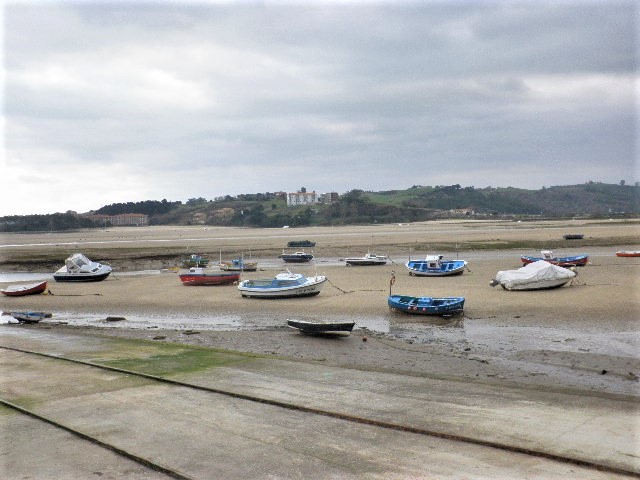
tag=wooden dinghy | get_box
[1,280,48,297]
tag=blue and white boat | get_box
[405,255,467,276]
[238,271,326,298]
[388,295,465,316]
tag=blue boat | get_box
[405,255,467,276]
[388,295,465,316]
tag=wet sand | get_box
[1,220,639,397]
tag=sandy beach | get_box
[1,219,639,397]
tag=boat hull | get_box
[616,251,640,258]
[388,295,465,316]
[179,273,240,286]
[1,281,48,297]
[53,271,111,282]
[287,319,355,336]
[520,255,588,267]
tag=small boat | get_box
[1,280,48,297]
[8,311,52,324]
[490,260,576,291]
[182,254,209,268]
[563,234,584,240]
[179,267,240,286]
[287,240,316,248]
[345,252,388,266]
[520,250,589,267]
[238,271,326,298]
[405,255,467,276]
[616,251,640,257]
[388,295,465,316]
[53,253,112,282]
[280,251,314,263]
[286,319,355,336]
[219,258,258,271]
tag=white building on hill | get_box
[287,191,319,206]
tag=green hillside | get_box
[1,183,638,232]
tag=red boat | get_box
[616,251,640,258]
[179,267,240,286]
[1,281,48,297]
[520,250,589,267]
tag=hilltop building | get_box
[286,190,339,207]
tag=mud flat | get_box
[1,219,639,398]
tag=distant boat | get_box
[7,311,52,324]
[219,258,258,271]
[405,255,467,276]
[520,250,589,267]
[287,240,316,248]
[286,319,355,336]
[53,253,112,282]
[279,251,314,263]
[616,251,640,257]
[388,295,465,316]
[563,234,584,240]
[182,254,209,268]
[490,260,576,291]
[1,280,48,297]
[345,252,388,266]
[179,267,240,286]
[238,271,326,298]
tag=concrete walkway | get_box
[1,327,638,479]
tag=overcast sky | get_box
[2,1,637,216]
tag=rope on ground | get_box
[325,278,386,294]
[46,291,102,296]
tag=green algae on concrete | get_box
[92,339,260,377]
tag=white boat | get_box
[238,271,326,298]
[7,311,52,323]
[345,252,388,266]
[490,260,576,291]
[53,253,112,282]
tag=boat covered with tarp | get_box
[490,260,576,291]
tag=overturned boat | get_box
[491,260,576,291]
[53,253,112,282]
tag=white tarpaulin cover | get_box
[494,260,575,289]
